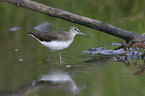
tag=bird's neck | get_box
[69,32,77,40]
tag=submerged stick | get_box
[0,0,145,41]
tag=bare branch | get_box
[1,0,145,41]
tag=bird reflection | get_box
[0,70,84,96]
[32,70,81,94]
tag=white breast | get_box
[29,34,74,51]
[39,40,73,51]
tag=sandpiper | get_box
[28,26,89,62]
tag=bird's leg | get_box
[47,50,51,62]
[59,50,62,67]
[59,50,62,61]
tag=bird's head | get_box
[68,26,90,37]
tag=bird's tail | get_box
[28,31,42,41]
[28,31,41,36]
[28,31,34,35]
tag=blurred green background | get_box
[0,0,145,96]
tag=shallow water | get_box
[1,0,145,96]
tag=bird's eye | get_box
[75,28,79,32]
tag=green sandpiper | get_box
[28,26,89,62]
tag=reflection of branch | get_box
[1,0,145,41]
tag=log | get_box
[0,0,145,41]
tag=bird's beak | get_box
[79,32,90,38]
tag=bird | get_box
[28,26,89,62]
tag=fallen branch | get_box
[0,0,145,41]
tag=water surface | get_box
[0,0,145,96]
